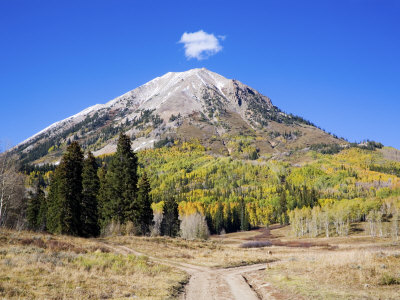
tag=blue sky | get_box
[1,0,399,149]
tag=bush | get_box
[154,137,174,149]
[101,220,122,236]
[310,143,342,155]
[379,273,400,285]
[179,213,209,240]
[239,241,272,248]
[124,221,139,236]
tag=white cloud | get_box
[179,30,224,60]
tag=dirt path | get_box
[102,243,271,300]
[181,263,265,300]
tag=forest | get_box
[1,135,400,239]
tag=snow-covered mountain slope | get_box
[13,68,343,164]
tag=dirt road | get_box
[103,244,271,300]
[180,262,264,300]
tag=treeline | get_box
[289,197,400,239]
[147,183,319,236]
[350,140,384,151]
[310,143,342,155]
[27,134,157,237]
[23,138,400,239]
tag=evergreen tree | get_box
[100,133,138,225]
[97,166,108,229]
[240,198,250,231]
[27,181,45,230]
[37,191,47,231]
[46,169,62,233]
[136,171,153,235]
[224,203,233,233]
[278,188,288,225]
[161,195,180,237]
[46,142,83,235]
[214,201,224,234]
[81,151,100,237]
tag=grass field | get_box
[107,224,400,299]
[106,233,274,268]
[0,229,187,299]
[1,223,399,299]
[251,225,400,300]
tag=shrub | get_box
[124,221,139,236]
[310,143,342,155]
[239,241,272,248]
[379,273,400,285]
[101,220,122,236]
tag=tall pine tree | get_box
[81,151,100,237]
[214,201,224,234]
[37,189,47,231]
[100,133,138,226]
[97,165,108,229]
[46,142,83,235]
[47,168,62,234]
[240,198,250,231]
[27,179,45,230]
[136,171,153,235]
[161,195,180,237]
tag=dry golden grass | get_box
[0,229,187,299]
[2,223,399,299]
[106,234,274,268]
[258,225,400,299]
[107,224,400,299]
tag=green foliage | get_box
[46,168,62,234]
[99,133,139,226]
[169,113,181,122]
[310,143,342,155]
[136,172,153,235]
[214,201,224,234]
[135,141,400,232]
[46,142,84,235]
[131,109,163,129]
[97,166,108,229]
[19,139,56,165]
[356,140,384,151]
[22,133,400,237]
[24,134,158,237]
[81,151,100,237]
[20,163,56,174]
[379,274,400,285]
[27,181,45,230]
[240,198,250,231]
[17,112,112,164]
[370,164,400,177]
[160,196,180,237]
[37,191,47,231]
[154,137,175,149]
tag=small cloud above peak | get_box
[179,30,224,60]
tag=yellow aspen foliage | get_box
[151,201,164,214]
[178,201,205,216]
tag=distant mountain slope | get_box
[13,68,345,165]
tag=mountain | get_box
[13,68,344,165]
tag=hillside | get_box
[12,68,343,165]
[4,69,400,299]
[9,68,400,237]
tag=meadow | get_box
[0,228,187,299]
[3,221,399,299]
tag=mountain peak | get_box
[14,69,343,164]
[147,68,229,90]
